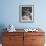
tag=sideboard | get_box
[2,30,45,46]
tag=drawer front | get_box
[32,36,45,44]
[32,44,44,46]
[3,32,23,36]
[3,43,23,46]
[3,36,23,44]
[24,32,44,36]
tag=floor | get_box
[0,44,2,46]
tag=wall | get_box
[0,0,46,44]
[0,0,46,29]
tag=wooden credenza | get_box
[2,32,45,46]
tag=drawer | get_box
[3,43,23,46]
[3,43,22,46]
[3,32,23,36]
[24,32,44,36]
[24,35,44,45]
[3,36,23,42]
[32,36,45,44]
[3,35,23,44]
[31,44,44,46]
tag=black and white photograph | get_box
[19,5,34,22]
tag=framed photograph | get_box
[19,5,34,23]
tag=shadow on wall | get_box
[0,24,7,43]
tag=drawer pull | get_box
[9,38,13,40]
[9,38,12,40]
[32,39,36,40]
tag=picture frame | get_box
[19,5,34,23]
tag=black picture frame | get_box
[19,5,34,23]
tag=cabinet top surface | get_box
[3,29,45,32]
